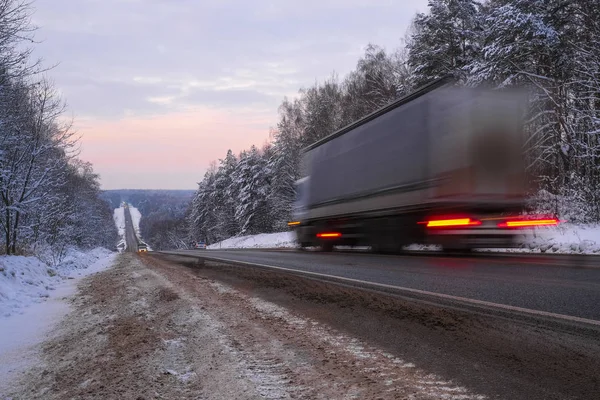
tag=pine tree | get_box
[233,146,272,235]
[268,100,304,230]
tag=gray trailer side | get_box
[292,78,532,252]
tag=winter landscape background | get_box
[1,0,600,255]
[185,0,600,246]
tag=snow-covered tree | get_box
[0,0,117,255]
[268,99,305,230]
[408,0,481,86]
[341,44,401,125]
[301,74,343,147]
[233,146,272,235]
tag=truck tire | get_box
[367,219,406,254]
[299,242,311,250]
[321,242,334,252]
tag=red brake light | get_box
[317,232,342,238]
[498,218,559,228]
[426,218,482,228]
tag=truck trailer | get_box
[290,77,558,252]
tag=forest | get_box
[187,0,600,245]
[0,0,117,258]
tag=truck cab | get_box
[289,177,312,247]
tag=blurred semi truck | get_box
[289,77,558,252]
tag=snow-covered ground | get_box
[207,232,297,249]
[481,223,600,254]
[129,205,142,236]
[208,224,600,254]
[113,207,125,237]
[114,207,126,251]
[0,249,116,393]
[0,248,114,318]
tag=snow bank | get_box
[483,223,600,254]
[0,250,116,394]
[207,232,297,250]
[207,224,600,254]
[0,248,114,318]
[129,205,142,235]
[113,207,125,237]
[114,207,126,251]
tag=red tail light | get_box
[498,218,559,228]
[317,232,342,238]
[425,218,482,228]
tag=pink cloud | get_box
[77,107,274,189]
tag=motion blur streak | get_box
[498,219,560,228]
[316,232,342,238]
[426,218,482,228]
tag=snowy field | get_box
[207,224,600,254]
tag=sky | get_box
[31,0,428,190]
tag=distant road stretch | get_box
[124,205,139,252]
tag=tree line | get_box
[0,0,117,259]
[185,0,600,244]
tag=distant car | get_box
[138,243,148,253]
[194,241,206,249]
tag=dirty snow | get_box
[0,251,116,394]
[208,224,600,254]
[208,279,487,400]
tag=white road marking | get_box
[165,252,600,327]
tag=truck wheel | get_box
[370,235,404,254]
[298,242,310,251]
[321,242,334,252]
[442,247,472,256]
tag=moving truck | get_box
[289,77,557,252]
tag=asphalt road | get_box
[166,249,600,322]
[123,205,139,252]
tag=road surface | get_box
[164,249,600,322]
[155,249,600,399]
[123,204,139,252]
